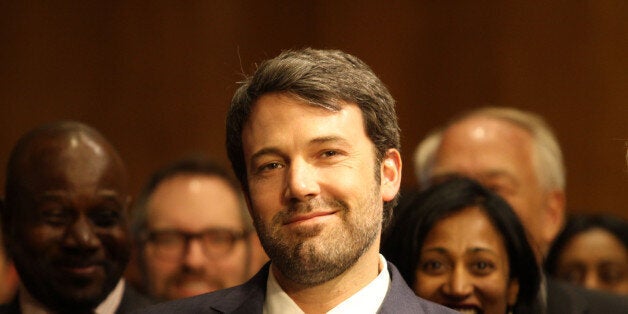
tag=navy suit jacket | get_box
[513,277,628,314]
[139,262,456,313]
[0,283,153,314]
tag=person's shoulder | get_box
[134,284,260,314]
[116,284,155,313]
[547,278,628,314]
[382,262,457,314]
[135,264,269,314]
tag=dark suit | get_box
[138,262,456,314]
[0,283,153,314]
[514,277,628,314]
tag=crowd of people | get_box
[0,48,626,313]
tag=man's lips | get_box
[55,260,105,277]
[283,211,338,225]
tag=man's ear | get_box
[542,189,566,254]
[381,148,402,202]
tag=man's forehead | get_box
[445,116,532,142]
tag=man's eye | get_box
[38,202,72,226]
[41,209,72,226]
[321,150,339,158]
[90,210,121,227]
[258,162,284,172]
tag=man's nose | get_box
[64,214,100,250]
[183,238,209,269]
[583,270,601,290]
[284,158,320,202]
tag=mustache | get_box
[167,269,222,287]
[276,198,350,223]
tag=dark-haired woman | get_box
[383,177,539,314]
[545,214,628,295]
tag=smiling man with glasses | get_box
[132,156,267,301]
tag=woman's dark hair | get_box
[545,213,628,275]
[382,177,540,306]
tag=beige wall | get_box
[1,2,626,219]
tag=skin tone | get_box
[554,228,628,295]
[5,130,130,312]
[241,92,401,313]
[414,206,519,314]
[0,234,19,303]
[143,174,250,300]
[431,117,565,260]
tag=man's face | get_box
[430,117,563,259]
[241,93,400,286]
[8,134,130,311]
[142,175,250,300]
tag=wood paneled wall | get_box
[1,2,626,219]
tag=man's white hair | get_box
[414,107,565,192]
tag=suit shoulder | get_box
[547,279,628,314]
[116,284,155,313]
[134,285,253,314]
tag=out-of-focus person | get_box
[384,177,540,314]
[0,222,19,304]
[0,121,152,314]
[414,107,628,313]
[545,214,628,295]
[132,156,267,301]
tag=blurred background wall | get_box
[1,1,626,218]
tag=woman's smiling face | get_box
[414,206,519,314]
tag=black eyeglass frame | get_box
[144,228,250,261]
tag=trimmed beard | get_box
[252,183,382,287]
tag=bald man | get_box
[0,121,152,313]
[413,107,628,313]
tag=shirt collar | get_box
[19,279,126,314]
[263,254,391,314]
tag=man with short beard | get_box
[0,121,153,314]
[140,49,454,314]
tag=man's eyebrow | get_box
[249,147,285,166]
[38,190,123,200]
[250,136,351,162]
[481,170,519,186]
[309,136,350,146]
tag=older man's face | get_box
[7,133,130,311]
[430,117,564,259]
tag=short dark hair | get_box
[131,155,250,244]
[226,48,400,228]
[545,213,628,275]
[382,177,540,306]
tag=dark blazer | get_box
[138,262,456,314]
[0,283,154,314]
[514,277,628,314]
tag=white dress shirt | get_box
[263,254,391,314]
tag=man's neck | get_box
[272,243,382,314]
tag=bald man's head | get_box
[1,121,131,312]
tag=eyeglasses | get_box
[146,228,248,261]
